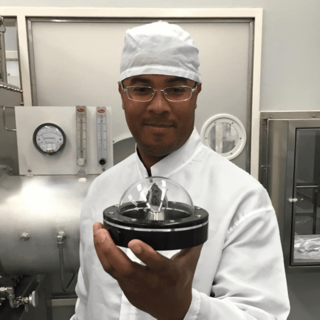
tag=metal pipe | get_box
[0,16,7,83]
[6,287,19,309]
[57,231,77,293]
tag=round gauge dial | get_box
[33,123,66,155]
[200,114,247,160]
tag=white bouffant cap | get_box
[120,21,201,83]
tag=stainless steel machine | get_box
[0,104,113,318]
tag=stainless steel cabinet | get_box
[260,113,320,272]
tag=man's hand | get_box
[93,222,202,320]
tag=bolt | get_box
[131,218,137,222]
[27,169,32,173]
[269,114,273,118]
[108,212,114,215]
[312,114,316,118]
[169,220,175,223]
[196,214,202,218]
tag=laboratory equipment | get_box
[76,106,87,166]
[96,107,108,167]
[201,114,247,160]
[0,104,113,319]
[33,123,66,155]
[15,106,112,175]
[103,176,209,250]
[260,112,320,272]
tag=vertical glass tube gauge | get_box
[76,106,87,167]
[96,107,107,169]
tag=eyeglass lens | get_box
[127,86,193,102]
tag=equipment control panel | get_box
[15,106,113,175]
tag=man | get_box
[72,21,290,319]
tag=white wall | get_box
[2,0,320,111]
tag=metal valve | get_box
[20,232,30,241]
[17,291,39,308]
[57,231,66,249]
[0,286,38,309]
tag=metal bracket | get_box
[57,231,77,293]
[0,16,7,83]
[0,16,5,32]
[2,106,16,132]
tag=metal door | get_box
[291,128,320,266]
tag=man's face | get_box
[119,74,202,161]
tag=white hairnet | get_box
[120,21,201,83]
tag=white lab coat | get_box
[72,129,290,320]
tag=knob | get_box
[20,232,30,241]
[28,291,38,308]
[77,158,86,166]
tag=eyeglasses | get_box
[119,81,198,102]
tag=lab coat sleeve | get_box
[70,255,88,319]
[184,208,290,320]
[70,180,99,320]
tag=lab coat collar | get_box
[135,128,203,178]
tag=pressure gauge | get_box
[33,123,66,155]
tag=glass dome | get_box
[103,176,208,250]
[118,176,194,222]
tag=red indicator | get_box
[98,109,105,114]
[77,108,85,113]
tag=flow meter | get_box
[33,123,66,155]
[103,177,209,250]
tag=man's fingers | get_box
[128,239,169,271]
[93,223,136,278]
[172,244,203,270]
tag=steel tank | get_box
[0,172,96,275]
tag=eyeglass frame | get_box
[119,81,198,103]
